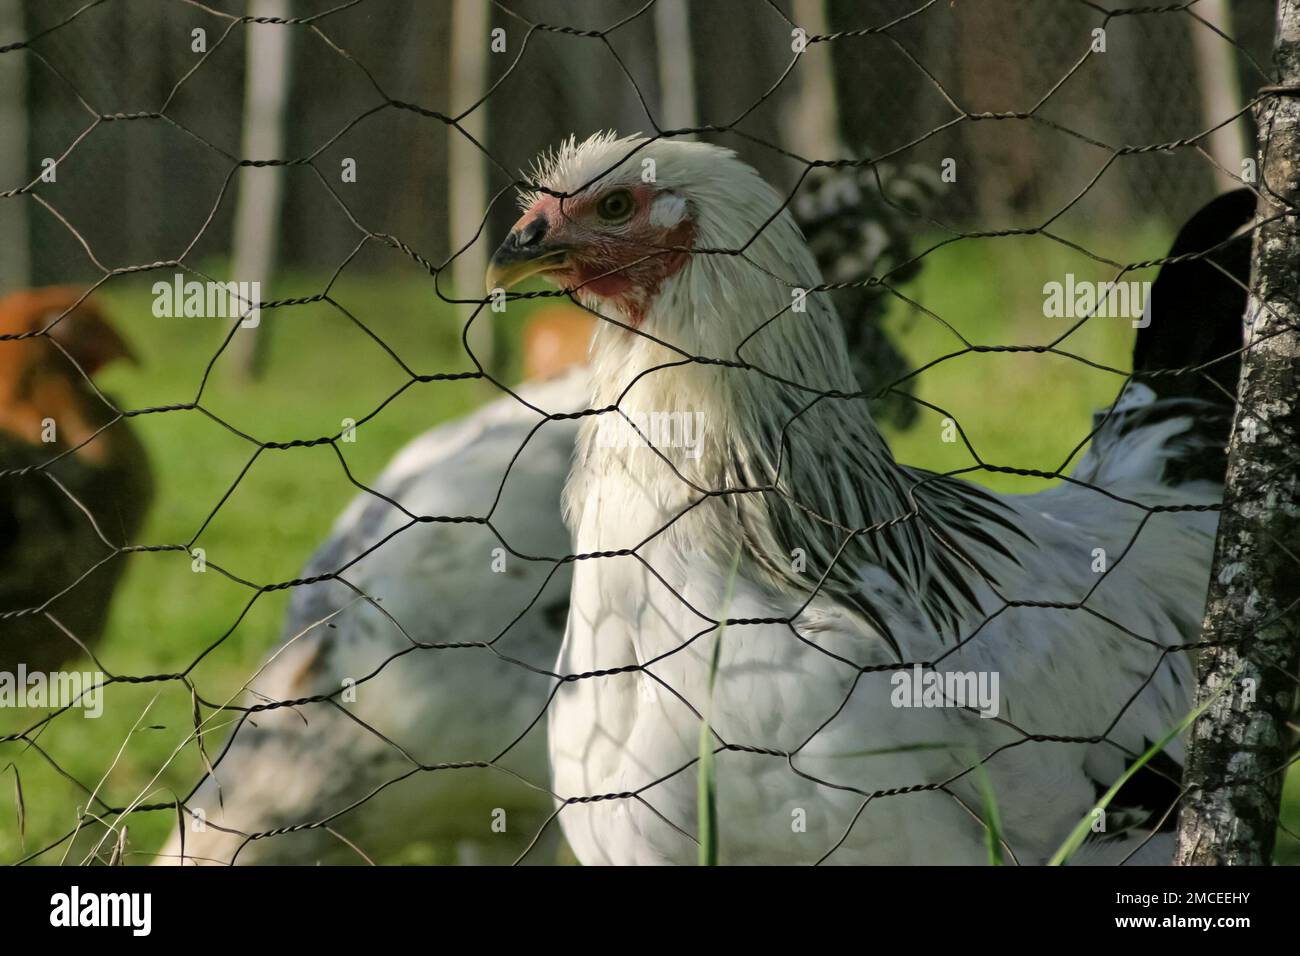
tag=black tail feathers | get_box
[1134,188,1255,405]
[1107,189,1257,487]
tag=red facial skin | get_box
[511,185,695,326]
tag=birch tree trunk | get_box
[0,1,31,293]
[228,0,293,380]
[653,0,696,133]
[786,0,841,159]
[1174,0,1300,866]
[448,0,492,374]
[1190,0,1251,193]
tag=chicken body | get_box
[553,440,1212,864]
[154,161,922,865]
[159,369,585,864]
[0,288,150,673]
[482,134,1250,865]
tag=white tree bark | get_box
[786,0,841,159]
[448,0,492,373]
[0,1,31,292]
[1174,0,1300,866]
[228,0,293,380]
[1190,0,1251,192]
[653,0,696,133]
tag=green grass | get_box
[2,228,1297,865]
[879,230,1146,494]
[0,266,539,863]
[972,759,1006,866]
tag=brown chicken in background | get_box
[0,287,152,673]
[521,305,594,381]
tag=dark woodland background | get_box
[0,0,1277,294]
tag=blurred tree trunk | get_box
[1174,0,1300,866]
[1190,0,1251,192]
[654,0,696,132]
[785,0,841,158]
[0,1,31,293]
[956,1,1037,222]
[228,0,293,381]
[825,0,946,168]
[688,0,794,190]
[449,0,493,374]
[122,3,165,276]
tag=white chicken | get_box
[158,369,585,864]
[486,133,1252,865]
[155,161,926,865]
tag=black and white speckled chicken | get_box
[794,160,940,427]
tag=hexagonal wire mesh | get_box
[0,0,1295,866]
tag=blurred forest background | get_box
[2,0,1296,864]
[0,0,1277,300]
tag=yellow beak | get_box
[484,247,571,293]
[487,214,571,292]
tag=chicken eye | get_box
[596,190,635,223]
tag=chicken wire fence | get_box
[0,0,1296,866]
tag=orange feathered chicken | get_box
[521,305,594,380]
[0,287,152,672]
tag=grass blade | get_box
[698,546,742,867]
[971,759,1004,866]
[1048,668,1239,866]
[4,764,24,852]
